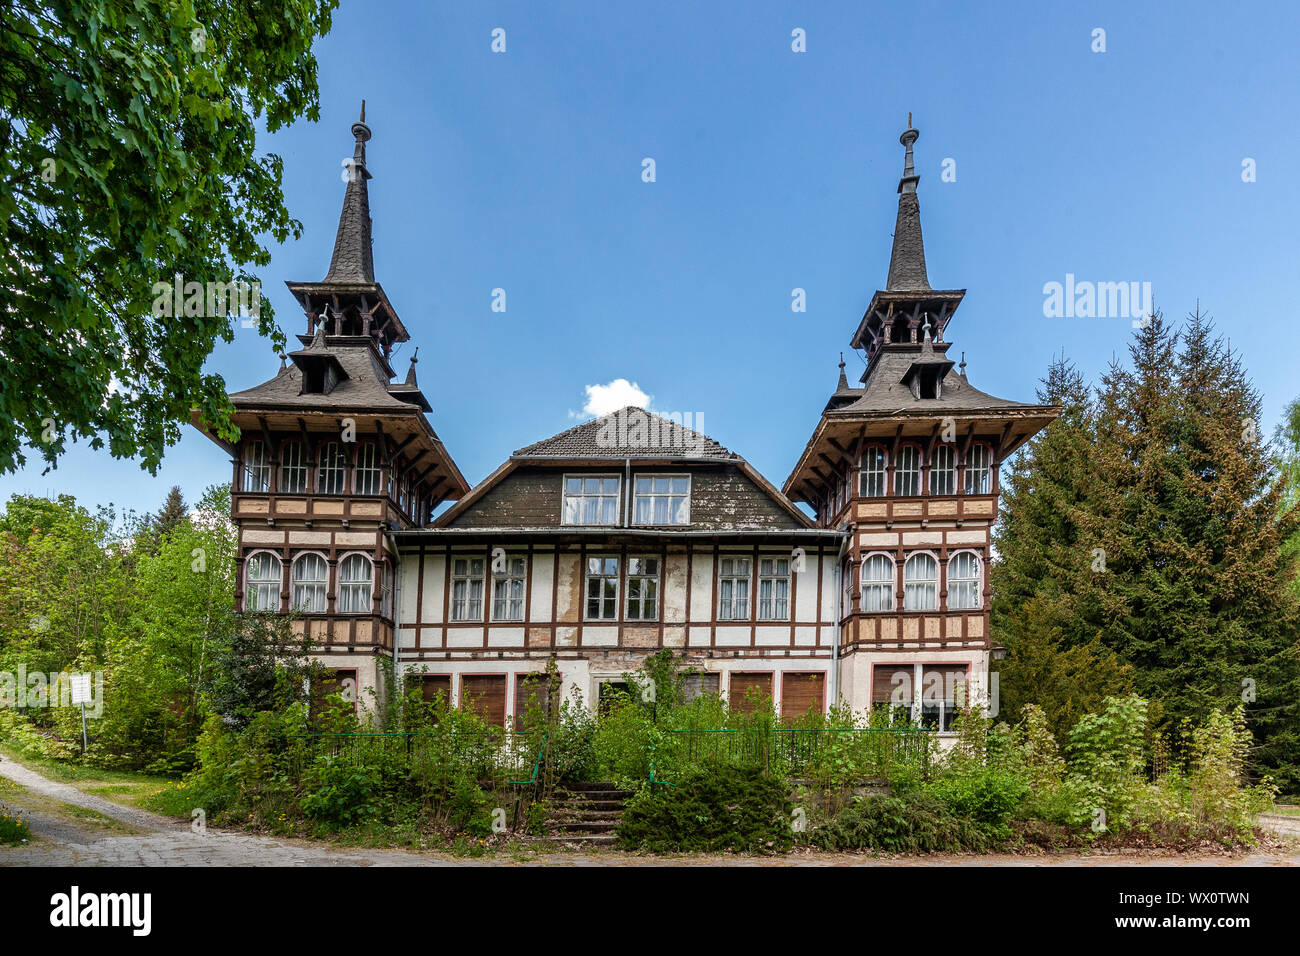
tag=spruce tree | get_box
[154,486,188,538]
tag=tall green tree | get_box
[0,0,337,475]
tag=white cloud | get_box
[573,378,652,418]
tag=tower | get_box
[784,121,1059,728]
[193,105,470,705]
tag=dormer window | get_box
[563,475,620,525]
[634,475,689,525]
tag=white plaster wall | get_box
[529,549,554,621]
[689,550,713,621]
[422,553,445,624]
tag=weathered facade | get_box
[196,113,1055,731]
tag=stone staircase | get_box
[544,782,631,847]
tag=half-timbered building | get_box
[195,113,1056,732]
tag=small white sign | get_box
[69,673,92,705]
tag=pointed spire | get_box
[836,352,849,390]
[405,347,420,386]
[885,116,931,292]
[324,102,375,284]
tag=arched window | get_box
[280,441,307,494]
[930,444,956,496]
[948,551,982,610]
[317,442,346,494]
[965,444,992,495]
[895,445,921,496]
[860,554,895,612]
[291,553,328,612]
[337,554,373,613]
[903,553,938,611]
[860,446,887,497]
[243,441,269,493]
[354,442,381,495]
[245,552,281,611]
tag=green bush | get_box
[807,793,989,853]
[617,765,794,854]
[927,769,1030,840]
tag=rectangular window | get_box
[585,556,620,620]
[729,672,772,714]
[317,443,346,494]
[895,445,920,496]
[244,441,270,493]
[965,445,992,495]
[633,475,690,525]
[860,447,887,497]
[461,675,507,727]
[930,444,956,496]
[451,557,485,621]
[681,672,720,703]
[379,562,393,620]
[757,557,790,621]
[626,556,660,621]
[872,663,968,731]
[780,672,825,723]
[354,443,381,495]
[279,442,307,494]
[717,556,752,621]
[491,555,527,622]
[563,476,621,525]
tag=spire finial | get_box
[836,352,849,390]
[885,119,931,292]
[908,111,912,129]
[959,351,967,377]
[324,102,376,284]
[404,347,420,385]
[360,99,366,124]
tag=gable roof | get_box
[513,406,735,460]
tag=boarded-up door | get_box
[310,669,358,721]
[728,673,773,714]
[411,674,451,704]
[461,674,507,726]
[780,672,825,723]
[514,673,558,731]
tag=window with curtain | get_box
[491,555,527,622]
[903,553,938,611]
[930,444,956,495]
[317,442,346,494]
[860,446,887,497]
[243,441,269,492]
[633,475,690,524]
[895,445,921,496]
[757,557,790,621]
[279,441,307,493]
[947,551,981,610]
[859,554,895,612]
[337,554,373,613]
[451,557,485,621]
[563,476,621,525]
[965,444,992,495]
[245,552,281,611]
[291,553,327,612]
[718,556,752,620]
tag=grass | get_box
[1271,806,1300,818]
[0,741,176,812]
[0,773,144,838]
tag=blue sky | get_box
[7,0,1300,519]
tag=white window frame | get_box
[757,556,790,621]
[859,552,896,613]
[451,556,486,621]
[244,550,281,611]
[930,444,957,496]
[875,662,968,731]
[625,555,660,621]
[965,443,992,495]
[717,555,752,621]
[860,445,887,498]
[632,474,690,526]
[491,554,527,622]
[585,555,621,621]
[354,442,382,496]
[291,552,328,613]
[244,441,270,493]
[279,441,307,494]
[337,552,373,613]
[947,550,982,611]
[903,551,939,612]
[562,474,622,526]
[895,444,921,497]
[317,442,346,495]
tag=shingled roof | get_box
[513,406,736,459]
[228,344,430,413]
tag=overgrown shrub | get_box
[617,765,793,853]
[807,793,989,853]
[927,769,1030,841]
[0,802,31,845]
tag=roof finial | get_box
[404,347,420,385]
[360,99,366,124]
[885,119,931,292]
[959,351,967,377]
[836,352,849,390]
[907,111,912,129]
